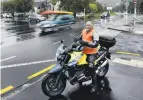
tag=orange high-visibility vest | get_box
[82,28,98,54]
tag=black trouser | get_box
[86,54,100,89]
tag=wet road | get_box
[1,17,143,100]
[1,18,40,47]
[1,18,84,89]
[6,62,143,100]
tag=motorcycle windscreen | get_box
[48,64,62,73]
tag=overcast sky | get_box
[97,0,119,6]
[1,0,120,6]
[35,0,120,6]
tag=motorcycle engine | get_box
[70,71,91,85]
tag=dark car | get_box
[37,14,76,32]
[101,12,110,19]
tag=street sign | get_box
[107,7,112,10]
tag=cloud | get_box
[97,0,119,6]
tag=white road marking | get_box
[134,31,143,34]
[0,56,16,62]
[113,58,143,68]
[53,39,64,44]
[0,59,56,69]
[53,41,61,44]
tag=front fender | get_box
[48,64,62,74]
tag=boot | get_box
[90,76,100,94]
[90,85,100,95]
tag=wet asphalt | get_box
[1,17,143,100]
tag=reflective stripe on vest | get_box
[82,28,99,54]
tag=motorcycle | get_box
[41,35,116,97]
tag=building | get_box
[137,0,143,13]
[34,0,54,13]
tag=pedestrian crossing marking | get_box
[113,58,143,68]
[0,85,14,95]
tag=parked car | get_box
[101,12,110,19]
[76,12,84,18]
[1,13,13,18]
[37,14,76,32]
[28,13,46,22]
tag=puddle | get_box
[1,19,39,46]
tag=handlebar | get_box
[59,36,83,54]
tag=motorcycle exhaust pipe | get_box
[96,59,108,75]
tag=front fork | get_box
[55,69,67,87]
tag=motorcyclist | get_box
[78,21,100,93]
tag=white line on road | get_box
[113,58,143,68]
[53,39,65,44]
[53,41,61,44]
[0,59,56,69]
[0,56,16,62]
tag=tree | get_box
[96,2,104,12]
[89,3,98,13]
[41,2,46,10]
[139,2,143,14]
[1,0,34,13]
[51,0,59,5]
[1,0,15,17]
[14,0,34,13]
[59,0,96,13]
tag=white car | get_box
[2,13,12,18]
[76,12,84,18]
[28,13,46,22]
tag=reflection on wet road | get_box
[1,19,40,47]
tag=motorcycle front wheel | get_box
[41,74,66,97]
[97,62,109,78]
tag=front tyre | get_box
[41,74,66,97]
[97,61,109,78]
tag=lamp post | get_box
[133,0,137,18]
[84,8,86,25]
[124,0,129,25]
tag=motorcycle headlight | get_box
[57,55,65,62]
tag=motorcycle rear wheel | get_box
[41,74,66,97]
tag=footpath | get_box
[93,15,143,36]
[107,15,143,35]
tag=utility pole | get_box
[133,0,137,32]
[84,8,86,25]
[133,0,137,18]
[46,0,48,10]
[125,0,129,25]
